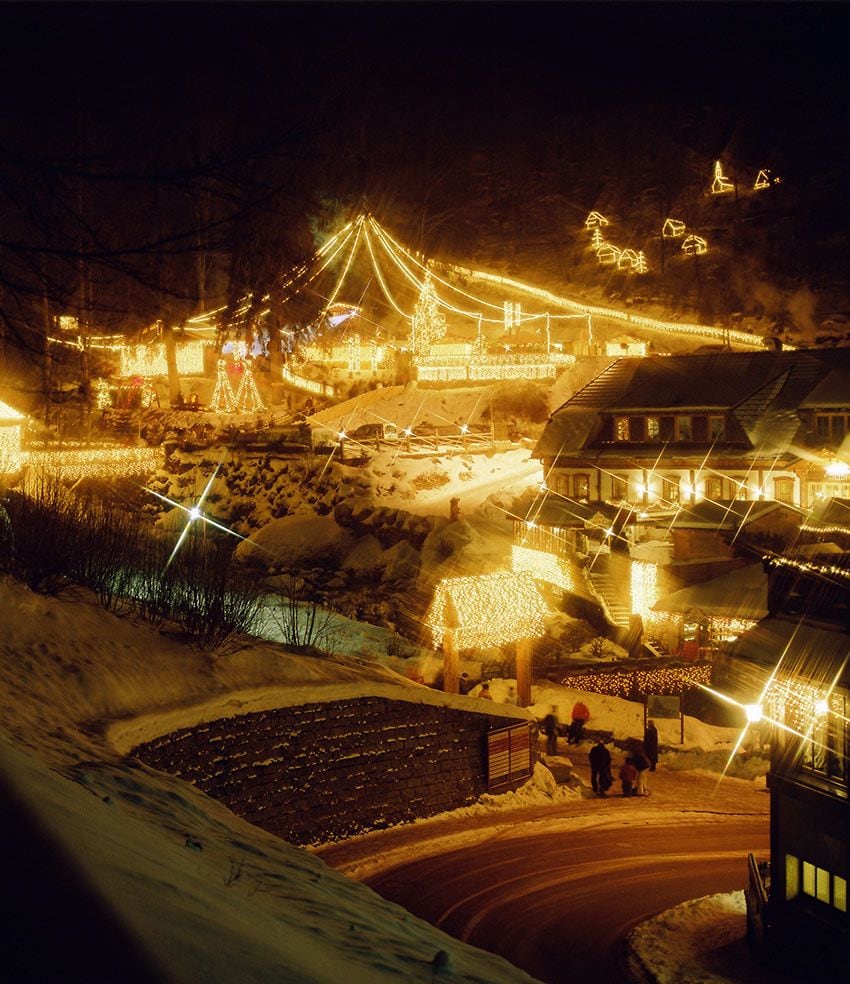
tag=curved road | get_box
[367,818,767,984]
[317,764,770,983]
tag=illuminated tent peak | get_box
[0,399,25,421]
[425,571,549,649]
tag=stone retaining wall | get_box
[133,697,534,845]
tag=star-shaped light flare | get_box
[143,465,246,569]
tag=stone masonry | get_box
[133,697,535,845]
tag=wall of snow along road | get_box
[133,696,535,844]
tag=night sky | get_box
[1,1,849,331]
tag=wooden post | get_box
[442,629,459,695]
[516,637,532,708]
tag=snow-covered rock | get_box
[235,514,354,568]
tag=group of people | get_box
[586,720,659,798]
[540,700,592,756]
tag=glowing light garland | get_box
[210,360,236,414]
[596,243,621,266]
[280,366,335,397]
[119,341,207,378]
[511,544,575,592]
[711,160,734,195]
[411,271,448,353]
[682,235,708,256]
[0,400,26,474]
[585,212,610,230]
[662,218,686,238]
[415,352,574,383]
[559,662,711,698]
[425,571,549,650]
[753,169,772,191]
[233,362,264,414]
[630,560,659,619]
[26,445,161,481]
[93,378,111,411]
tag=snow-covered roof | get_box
[425,571,548,648]
[652,563,768,619]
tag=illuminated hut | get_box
[0,399,26,473]
[425,571,549,707]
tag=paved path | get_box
[317,749,771,984]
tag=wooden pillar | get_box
[516,637,532,708]
[442,629,459,695]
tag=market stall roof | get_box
[514,495,633,529]
[0,399,25,422]
[425,571,549,650]
[802,497,850,533]
[669,499,804,531]
[651,563,768,620]
[725,616,850,688]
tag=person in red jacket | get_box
[619,756,638,797]
[568,700,590,744]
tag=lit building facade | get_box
[533,351,850,512]
[725,555,850,970]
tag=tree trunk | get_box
[165,325,181,405]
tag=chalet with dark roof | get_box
[533,350,850,511]
[724,554,850,972]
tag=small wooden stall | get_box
[425,571,549,707]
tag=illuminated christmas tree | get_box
[411,271,447,354]
[210,359,236,413]
[234,360,265,413]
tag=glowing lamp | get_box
[825,460,850,478]
[338,431,347,441]
[189,506,201,521]
[745,704,763,723]
[814,699,829,716]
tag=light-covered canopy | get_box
[426,571,549,649]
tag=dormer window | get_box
[676,416,692,441]
[647,416,660,441]
[709,415,725,440]
[615,417,630,441]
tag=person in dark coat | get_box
[588,740,612,795]
[542,705,560,757]
[644,719,659,772]
[630,742,651,796]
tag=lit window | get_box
[676,416,692,441]
[663,475,680,503]
[647,417,660,441]
[615,417,630,441]
[785,854,799,900]
[835,875,847,913]
[705,477,723,500]
[611,474,628,500]
[574,474,590,500]
[709,416,724,440]
[774,478,794,504]
[817,867,830,904]
[803,861,816,897]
